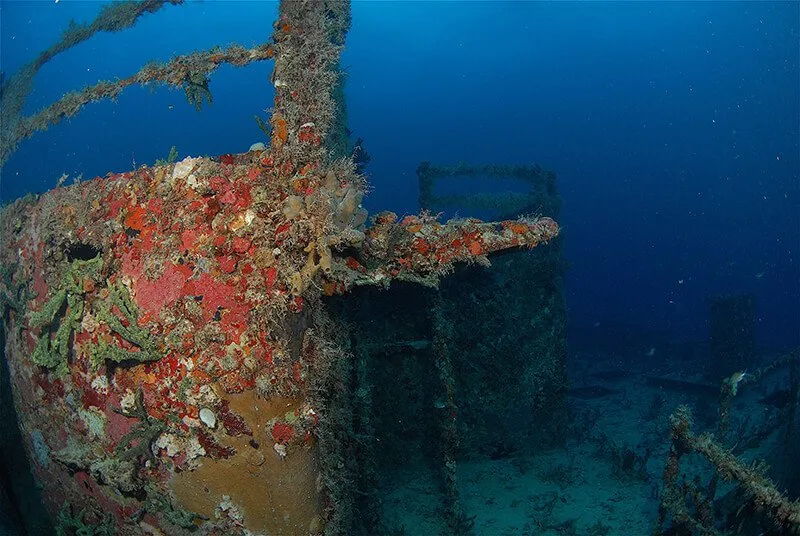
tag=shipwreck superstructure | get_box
[0,2,561,534]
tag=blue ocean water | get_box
[1,3,799,534]
[2,1,796,351]
[1,1,797,349]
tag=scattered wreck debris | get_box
[656,404,800,536]
[655,350,800,535]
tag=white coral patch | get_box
[90,375,109,394]
[155,433,182,457]
[186,173,200,190]
[249,142,266,152]
[172,156,201,181]
[184,435,206,463]
[217,495,246,526]
[120,390,137,412]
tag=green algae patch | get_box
[28,255,103,376]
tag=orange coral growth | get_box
[374,212,397,225]
[293,178,309,193]
[280,160,294,177]
[322,281,338,296]
[468,240,484,256]
[504,221,529,235]
[298,125,320,145]
[345,256,363,271]
[124,206,148,231]
[274,116,288,144]
[413,239,431,255]
[260,154,274,168]
[298,163,317,176]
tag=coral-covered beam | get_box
[3,44,275,166]
[269,1,349,182]
[660,407,800,533]
[326,212,560,291]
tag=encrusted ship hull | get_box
[0,150,558,534]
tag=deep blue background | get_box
[1,1,798,349]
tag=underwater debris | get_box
[0,124,558,535]
[717,349,799,439]
[656,405,800,535]
[655,350,800,535]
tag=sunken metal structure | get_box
[0,2,561,534]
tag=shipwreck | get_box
[0,2,566,534]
